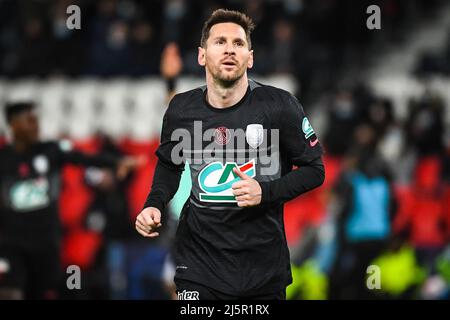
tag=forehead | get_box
[209,22,247,40]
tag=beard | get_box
[207,61,246,88]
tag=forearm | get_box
[143,160,183,213]
[62,151,118,168]
[259,157,325,205]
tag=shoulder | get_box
[250,80,297,102]
[40,140,73,154]
[167,87,203,114]
[250,80,302,115]
[163,87,203,125]
[250,81,306,125]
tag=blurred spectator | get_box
[414,26,450,77]
[394,156,449,275]
[270,19,296,74]
[364,98,395,139]
[48,0,85,76]
[129,21,160,76]
[364,98,405,176]
[7,17,52,77]
[160,42,183,101]
[80,134,138,299]
[161,0,187,44]
[329,124,397,299]
[323,89,360,156]
[405,91,445,156]
[87,20,131,76]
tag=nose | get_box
[224,42,236,55]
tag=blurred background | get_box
[0,0,449,299]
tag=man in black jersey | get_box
[136,9,325,300]
[0,102,141,299]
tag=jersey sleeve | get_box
[143,95,185,213]
[258,92,325,205]
[54,140,118,168]
[279,93,324,166]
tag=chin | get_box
[217,72,243,84]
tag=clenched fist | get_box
[135,207,162,238]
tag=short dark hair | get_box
[4,102,35,123]
[200,9,255,49]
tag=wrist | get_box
[166,77,177,92]
[259,181,272,204]
[143,198,165,214]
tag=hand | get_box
[231,167,262,207]
[160,42,183,79]
[116,155,146,180]
[135,207,162,238]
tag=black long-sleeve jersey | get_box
[144,80,325,296]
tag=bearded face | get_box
[198,23,253,86]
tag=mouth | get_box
[221,60,237,67]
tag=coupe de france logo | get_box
[302,117,315,139]
[246,124,264,149]
[198,159,255,202]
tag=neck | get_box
[13,139,32,153]
[206,73,249,109]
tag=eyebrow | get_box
[212,36,246,43]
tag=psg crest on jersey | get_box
[246,124,264,149]
[214,126,231,145]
